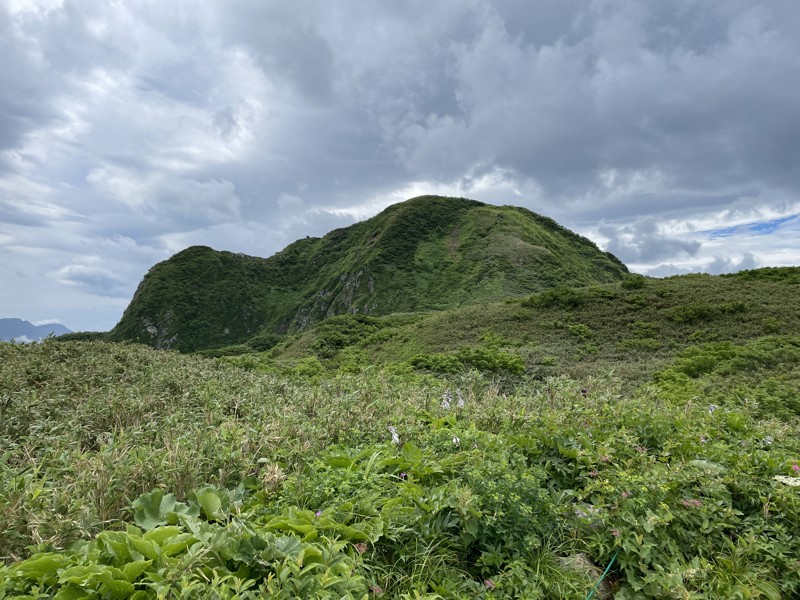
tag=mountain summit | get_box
[110,196,629,351]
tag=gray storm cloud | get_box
[1,0,799,330]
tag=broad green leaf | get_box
[464,518,479,537]
[122,559,152,582]
[401,442,423,464]
[143,526,183,545]
[161,533,196,557]
[97,532,132,565]
[126,536,161,562]
[192,486,228,521]
[54,585,92,599]
[59,564,134,600]
[13,553,71,586]
[323,456,354,469]
[132,489,178,530]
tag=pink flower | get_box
[634,445,647,453]
[611,528,621,537]
[621,491,631,498]
[484,579,495,589]
[792,464,800,473]
[370,584,384,596]
[354,543,367,555]
[588,470,599,477]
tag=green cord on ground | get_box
[586,550,619,600]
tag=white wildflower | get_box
[452,436,460,446]
[774,475,800,487]
[441,389,452,410]
[388,426,400,445]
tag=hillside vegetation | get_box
[222,267,800,386]
[2,333,800,598]
[108,196,628,352]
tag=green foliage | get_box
[3,342,800,597]
[311,314,384,360]
[667,301,747,324]
[56,331,108,342]
[1,488,367,598]
[620,274,647,289]
[410,353,463,374]
[617,337,662,351]
[109,196,629,352]
[411,346,525,376]
[762,316,782,334]
[523,286,585,309]
[5,266,800,599]
[566,324,593,341]
[654,336,800,421]
[724,266,800,284]
[273,266,800,385]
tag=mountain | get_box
[109,195,629,351]
[0,318,71,342]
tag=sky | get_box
[2,0,799,332]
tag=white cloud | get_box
[31,318,64,325]
[1,0,800,330]
[52,263,129,297]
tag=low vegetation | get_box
[228,267,800,388]
[2,322,800,597]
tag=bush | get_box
[667,303,717,324]
[617,337,662,351]
[621,274,647,289]
[523,287,585,309]
[411,346,525,375]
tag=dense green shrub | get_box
[411,346,525,375]
[620,274,647,289]
[666,303,718,324]
[523,287,585,309]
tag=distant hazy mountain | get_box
[0,318,72,342]
[110,195,629,352]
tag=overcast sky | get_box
[2,0,799,331]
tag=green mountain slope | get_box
[109,196,629,351]
[258,267,800,383]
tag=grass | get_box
[2,330,800,598]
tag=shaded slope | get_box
[110,195,629,351]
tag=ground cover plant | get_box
[2,335,800,598]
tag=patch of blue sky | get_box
[704,214,799,239]
[705,224,741,238]
[747,214,798,234]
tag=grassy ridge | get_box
[108,196,629,352]
[250,267,800,384]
